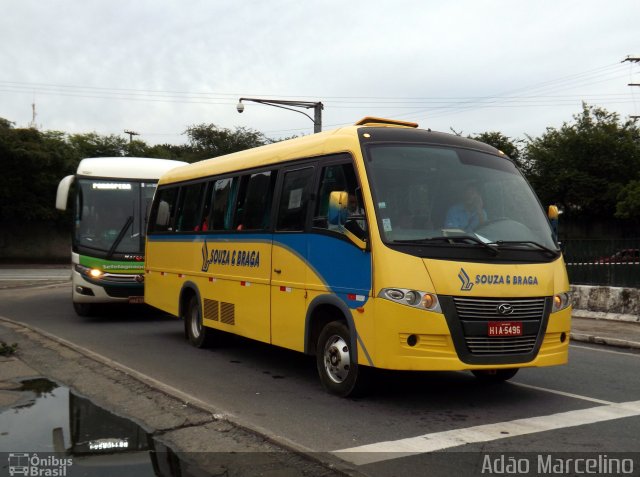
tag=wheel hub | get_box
[324,335,350,384]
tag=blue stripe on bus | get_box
[148,233,372,308]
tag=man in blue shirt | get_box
[444,184,487,231]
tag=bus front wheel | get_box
[471,368,519,383]
[316,321,369,397]
[73,302,95,317]
[185,295,215,348]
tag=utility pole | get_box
[622,56,640,120]
[28,101,38,129]
[124,130,140,143]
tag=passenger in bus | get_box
[195,217,208,232]
[444,183,487,231]
[345,192,367,239]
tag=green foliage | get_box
[184,123,269,160]
[67,132,128,158]
[0,341,18,357]
[469,131,523,166]
[523,103,640,219]
[615,180,640,221]
[0,125,77,223]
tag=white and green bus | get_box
[56,157,187,316]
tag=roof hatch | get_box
[354,117,419,128]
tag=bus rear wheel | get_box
[471,368,519,383]
[316,321,369,397]
[184,295,215,348]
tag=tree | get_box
[0,125,76,224]
[67,132,128,158]
[184,123,269,161]
[615,180,640,221]
[523,103,640,220]
[469,131,523,167]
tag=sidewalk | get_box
[571,315,640,350]
[0,318,351,477]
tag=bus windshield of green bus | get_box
[365,144,558,254]
[75,179,157,256]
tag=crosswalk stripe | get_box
[333,400,640,465]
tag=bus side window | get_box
[276,168,314,231]
[197,182,213,232]
[175,183,205,232]
[210,177,237,231]
[151,187,179,233]
[233,171,276,231]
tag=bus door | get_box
[271,166,316,351]
[308,161,372,316]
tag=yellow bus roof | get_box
[158,118,418,185]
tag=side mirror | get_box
[56,175,75,211]
[328,191,348,227]
[328,190,368,251]
[548,205,559,242]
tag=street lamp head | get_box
[236,101,244,113]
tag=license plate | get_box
[488,321,522,337]
[128,296,145,304]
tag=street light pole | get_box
[236,97,323,133]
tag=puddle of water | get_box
[0,378,208,477]
[0,378,332,477]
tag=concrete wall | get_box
[571,284,640,323]
[0,223,70,262]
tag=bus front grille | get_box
[446,296,550,360]
[102,273,140,284]
[453,297,546,320]
[104,285,142,298]
[465,335,538,355]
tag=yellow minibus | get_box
[144,117,571,396]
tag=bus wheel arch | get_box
[179,283,215,348]
[306,296,369,397]
[305,296,357,359]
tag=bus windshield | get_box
[74,179,157,256]
[365,144,558,254]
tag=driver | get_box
[444,183,487,231]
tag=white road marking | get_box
[509,382,614,405]
[334,400,640,465]
[570,344,640,357]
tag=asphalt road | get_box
[1,276,639,475]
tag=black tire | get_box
[184,295,215,348]
[316,321,369,397]
[73,302,95,317]
[471,368,519,383]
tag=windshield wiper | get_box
[107,215,134,260]
[493,240,559,257]
[394,236,499,255]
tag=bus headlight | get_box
[379,288,441,312]
[552,292,571,312]
[75,264,104,279]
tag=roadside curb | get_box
[570,332,640,350]
[0,316,365,477]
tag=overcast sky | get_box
[2,1,639,145]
